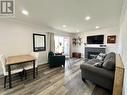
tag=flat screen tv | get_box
[87,35,104,44]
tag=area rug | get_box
[66,58,83,64]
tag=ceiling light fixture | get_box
[22,10,29,15]
[62,25,66,28]
[95,26,100,29]
[85,16,91,20]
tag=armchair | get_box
[48,51,65,67]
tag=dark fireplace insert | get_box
[88,52,100,59]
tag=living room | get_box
[0,0,126,95]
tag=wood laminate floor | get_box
[0,58,110,95]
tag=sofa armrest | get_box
[80,64,114,80]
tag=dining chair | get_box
[0,54,24,88]
[23,52,39,77]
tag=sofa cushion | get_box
[94,62,103,68]
[96,53,106,61]
[104,52,115,62]
[86,59,100,65]
[102,58,115,71]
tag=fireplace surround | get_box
[85,47,106,59]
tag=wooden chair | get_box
[0,54,24,88]
[23,52,39,77]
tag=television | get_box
[87,35,104,44]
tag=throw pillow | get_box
[99,53,106,58]
[96,53,106,61]
[96,55,103,61]
[94,62,103,68]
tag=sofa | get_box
[80,52,116,90]
[48,51,65,67]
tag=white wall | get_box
[71,27,119,58]
[119,0,127,95]
[0,19,70,75]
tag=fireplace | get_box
[88,52,100,59]
[85,47,106,59]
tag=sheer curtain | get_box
[49,33,55,52]
[54,35,64,53]
[63,37,70,57]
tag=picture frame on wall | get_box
[33,33,46,52]
[107,35,116,44]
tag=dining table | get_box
[7,55,36,88]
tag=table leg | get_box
[33,60,36,79]
[8,65,12,88]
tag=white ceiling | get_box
[15,0,123,33]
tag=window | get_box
[54,35,70,57]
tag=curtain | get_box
[49,33,55,52]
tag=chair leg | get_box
[4,76,7,88]
[19,71,24,81]
[24,70,27,79]
[36,67,38,76]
